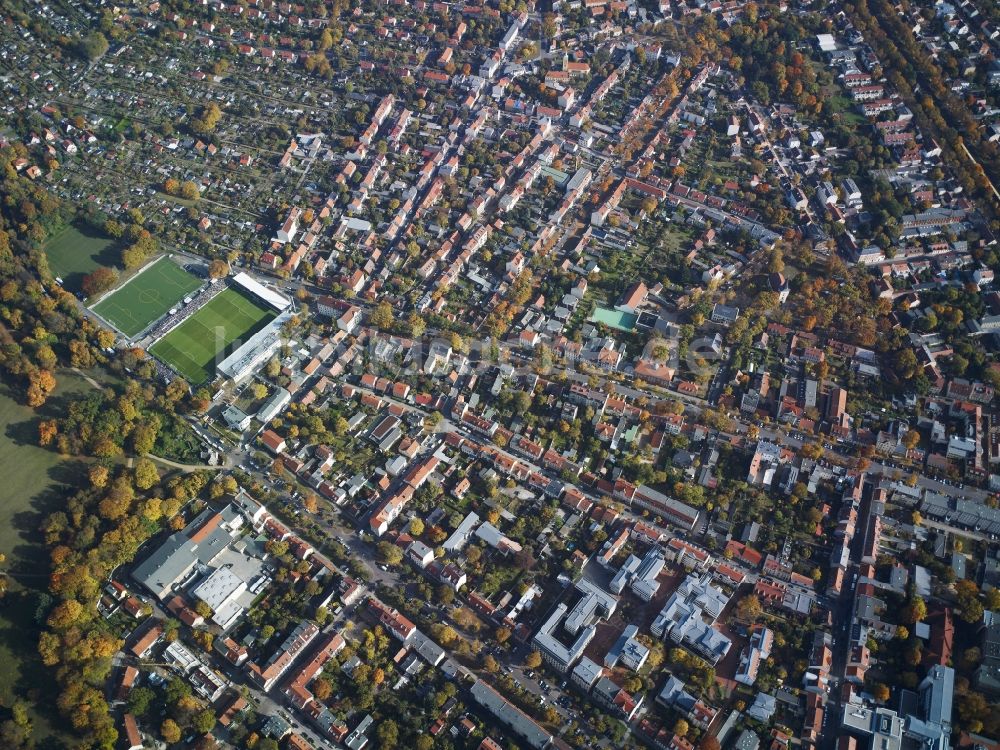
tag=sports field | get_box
[150,287,275,384]
[44,223,118,293]
[91,257,203,337]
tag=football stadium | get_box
[148,287,277,384]
[149,273,291,385]
[91,258,291,385]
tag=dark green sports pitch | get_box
[149,287,276,384]
[91,257,202,337]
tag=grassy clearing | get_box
[44,223,118,294]
[150,287,275,384]
[91,256,202,338]
[827,92,865,126]
[0,371,96,745]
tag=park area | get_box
[0,371,98,744]
[43,223,118,293]
[149,287,275,384]
[91,256,203,338]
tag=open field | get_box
[150,287,275,384]
[43,223,118,293]
[91,256,203,338]
[0,372,96,744]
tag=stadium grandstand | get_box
[216,310,292,384]
[231,272,291,312]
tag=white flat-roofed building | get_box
[165,640,201,673]
[533,603,595,673]
[606,624,649,671]
[651,573,733,664]
[222,405,252,431]
[193,567,248,630]
[217,311,291,383]
[444,512,480,552]
[572,657,603,690]
[816,33,837,52]
[257,387,291,424]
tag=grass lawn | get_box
[0,371,96,745]
[827,92,865,126]
[91,256,203,338]
[150,287,275,384]
[44,223,118,294]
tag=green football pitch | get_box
[149,287,276,384]
[91,257,203,337]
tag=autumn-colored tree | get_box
[370,301,394,330]
[799,442,823,460]
[736,595,763,622]
[873,683,890,703]
[192,709,216,734]
[313,678,332,701]
[524,650,543,669]
[78,31,109,60]
[161,718,182,743]
[955,579,984,623]
[131,420,160,455]
[81,267,118,297]
[191,103,222,134]
[495,626,511,645]
[903,596,927,624]
[208,259,229,279]
[46,599,84,630]
[377,542,403,566]
[38,419,58,447]
[674,718,689,737]
[377,720,399,750]
[88,464,110,489]
[164,178,179,195]
[431,623,458,646]
[98,477,135,520]
[134,457,160,490]
[26,369,57,407]
[409,517,425,536]
[68,339,95,368]
[436,583,454,606]
[179,181,200,200]
[427,526,448,544]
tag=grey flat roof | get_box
[471,680,551,749]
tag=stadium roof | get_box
[232,272,291,311]
[217,312,291,382]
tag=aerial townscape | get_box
[2,0,1000,749]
